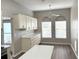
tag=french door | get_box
[41,22,52,38]
[41,21,67,39]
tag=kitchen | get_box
[1,0,78,59]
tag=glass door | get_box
[41,22,52,38]
[55,21,67,39]
[3,20,12,44]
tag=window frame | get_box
[2,20,12,45]
[55,20,67,39]
[41,21,52,38]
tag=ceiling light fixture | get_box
[41,0,60,17]
[48,0,60,17]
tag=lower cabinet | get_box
[21,34,41,52]
[21,38,31,52]
[7,47,13,59]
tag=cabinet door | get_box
[26,16,32,30]
[18,14,26,29]
[23,15,27,28]
[32,18,37,30]
[7,48,13,59]
[22,38,26,51]
[13,14,26,29]
[22,38,31,52]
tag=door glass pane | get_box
[4,34,11,44]
[3,23,11,33]
[3,22,12,44]
[42,22,52,38]
[55,21,66,38]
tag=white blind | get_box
[55,21,66,38]
[42,22,52,38]
[3,22,12,44]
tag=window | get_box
[42,22,52,38]
[3,21,12,44]
[55,21,66,38]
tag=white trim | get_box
[2,17,11,20]
[41,42,71,45]
[12,50,23,57]
[71,44,78,58]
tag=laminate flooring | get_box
[51,45,77,59]
[40,43,77,59]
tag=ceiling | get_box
[13,0,74,11]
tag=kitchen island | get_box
[19,45,54,59]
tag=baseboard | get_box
[12,50,23,57]
[70,44,78,58]
[41,42,71,45]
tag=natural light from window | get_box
[42,22,52,38]
[3,22,12,44]
[55,21,66,38]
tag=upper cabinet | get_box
[12,14,27,30]
[12,14,37,30]
[31,18,37,30]
[26,16,37,30]
[26,16,32,30]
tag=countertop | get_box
[19,45,54,59]
[1,45,11,49]
[1,45,11,56]
[21,33,41,39]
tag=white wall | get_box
[1,0,33,17]
[71,0,78,56]
[34,8,71,44]
[1,0,34,57]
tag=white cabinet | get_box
[26,16,37,30]
[7,47,13,59]
[12,14,27,29]
[21,38,31,52]
[21,34,41,52]
[12,14,37,30]
[26,16,32,30]
[31,18,37,30]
